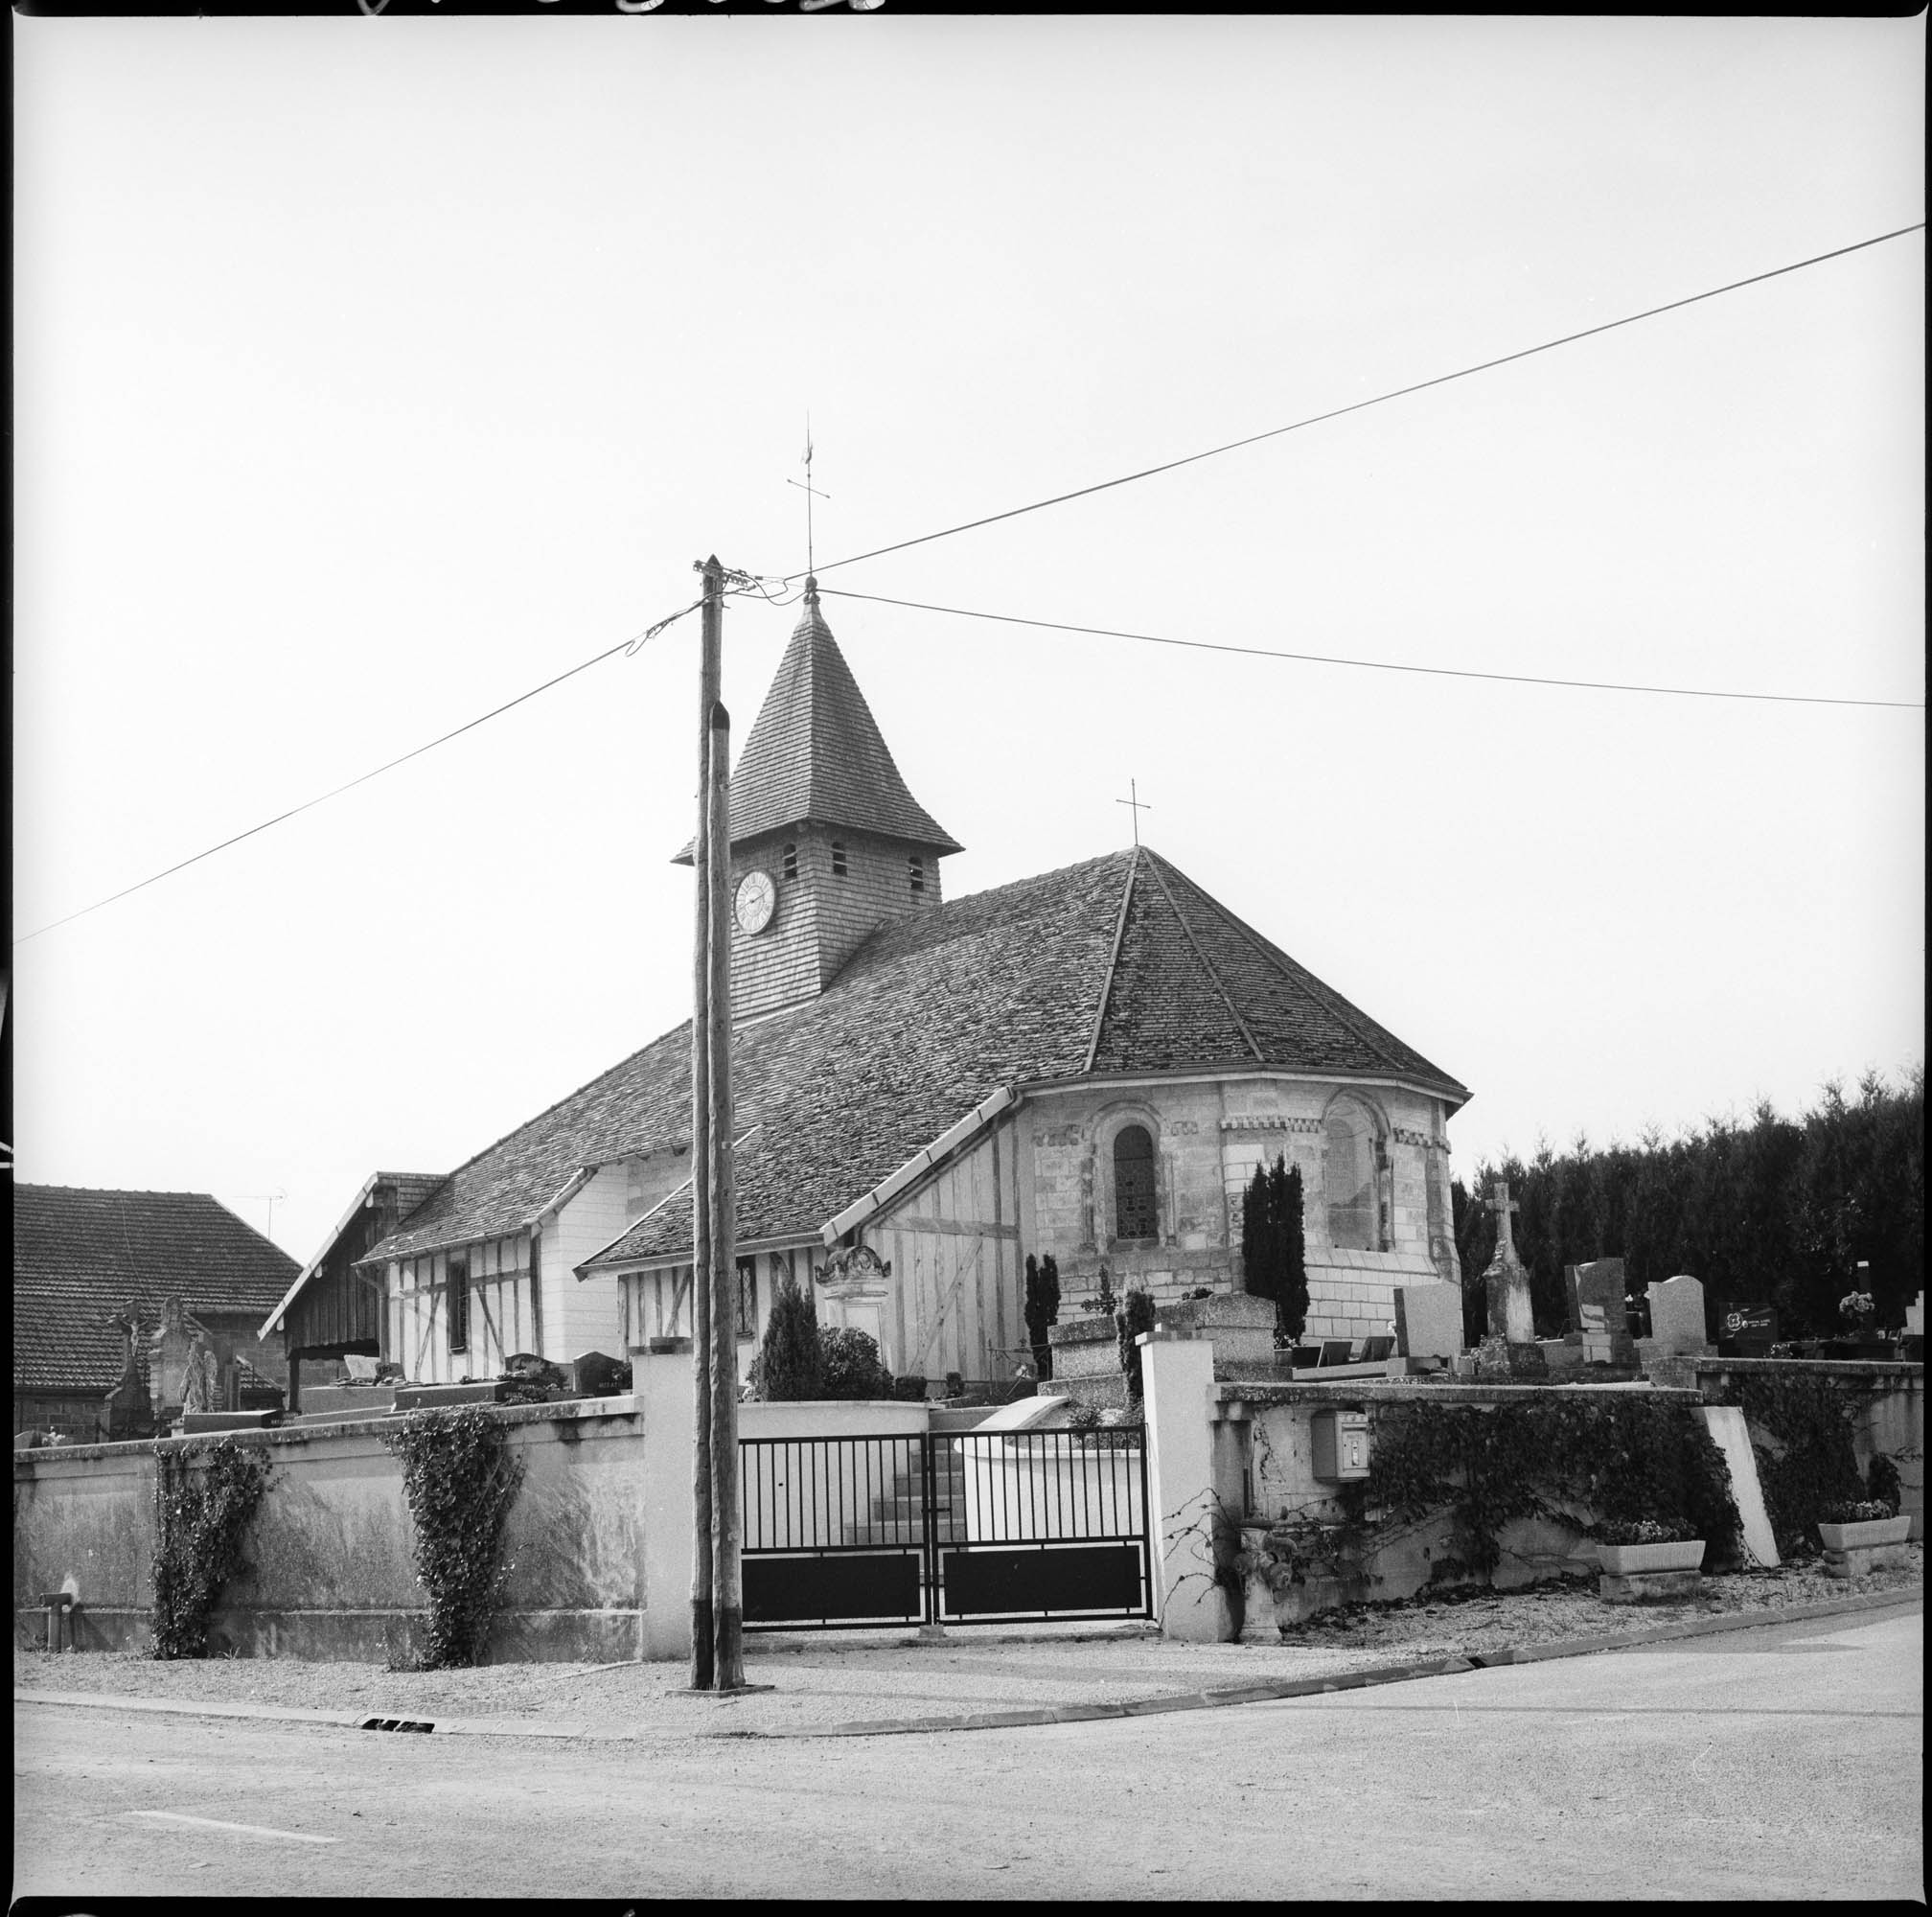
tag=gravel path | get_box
[15,1548,1920,1745]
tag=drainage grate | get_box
[359,1716,435,1733]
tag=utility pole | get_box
[688,555,723,1692]
[704,685,746,1689]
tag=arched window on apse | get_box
[1324,1099,1380,1251]
[1114,1125,1158,1241]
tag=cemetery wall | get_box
[1223,1380,1708,1628]
[1690,1357,1925,1539]
[12,1376,938,1663]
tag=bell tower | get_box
[673,579,961,1023]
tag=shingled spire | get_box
[674,582,960,1022]
[673,580,960,865]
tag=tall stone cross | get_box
[1486,1181,1521,1262]
[1482,1179,1535,1347]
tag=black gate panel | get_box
[739,1426,1152,1631]
[743,1550,922,1628]
[940,1542,1145,1619]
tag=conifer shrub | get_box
[758,1276,824,1401]
[820,1328,894,1400]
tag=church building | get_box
[276,582,1469,1387]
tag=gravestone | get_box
[1394,1284,1463,1361]
[1482,1182,1535,1345]
[1567,1259,1637,1366]
[1718,1303,1778,1356]
[570,1350,628,1397]
[1646,1275,1712,1356]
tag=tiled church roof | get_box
[363,847,1467,1270]
[12,1185,300,1396]
[672,583,962,863]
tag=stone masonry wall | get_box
[1020,1074,1459,1346]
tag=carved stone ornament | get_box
[814,1244,893,1289]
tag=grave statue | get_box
[181,1333,220,1415]
[148,1296,197,1423]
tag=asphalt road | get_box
[14,1604,1921,1902]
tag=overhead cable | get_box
[817,587,1924,711]
[792,221,1926,583]
[13,601,704,946]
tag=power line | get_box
[817,586,1924,710]
[792,221,1926,583]
[12,602,704,947]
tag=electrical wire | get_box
[13,602,705,947]
[789,221,1926,584]
[817,587,1924,710]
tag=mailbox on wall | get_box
[1310,1408,1370,1483]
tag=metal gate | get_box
[740,1426,1153,1631]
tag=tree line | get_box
[1450,1068,1923,1341]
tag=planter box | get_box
[1819,1513,1911,1580]
[1817,1514,1910,1551]
[1597,1538,1706,1576]
[1598,1537,1705,1604]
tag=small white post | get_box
[1138,1330,1233,1643]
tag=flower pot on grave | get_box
[1596,1539,1707,1578]
[1817,1514,1910,1553]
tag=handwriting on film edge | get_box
[357,0,884,12]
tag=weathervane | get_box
[787,417,831,576]
[1116,778,1152,848]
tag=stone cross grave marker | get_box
[104,1305,155,1443]
[1483,1180,1536,1345]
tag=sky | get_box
[12,15,1924,1272]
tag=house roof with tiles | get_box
[672,580,962,863]
[12,1185,301,1396]
[360,845,1468,1272]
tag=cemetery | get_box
[11,1205,1923,1662]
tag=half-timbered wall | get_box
[384,1234,534,1385]
[849,1120,1023,1385]
[615,1246,812,1385]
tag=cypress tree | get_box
[758,1275,824,1401]
[1241,1162,1276,1305]
[1024,1253,1061,1379]
[1273,1157,1309,1344]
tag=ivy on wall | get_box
[382,1407,526,1670]
[150,1438,272,1660]
[1723,1374,1866,1559]
[1361,1397,1742,1578]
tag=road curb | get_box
[14,1584,1920,1744]
[793,1583,1924,1739]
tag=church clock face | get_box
[733,870,777,935]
